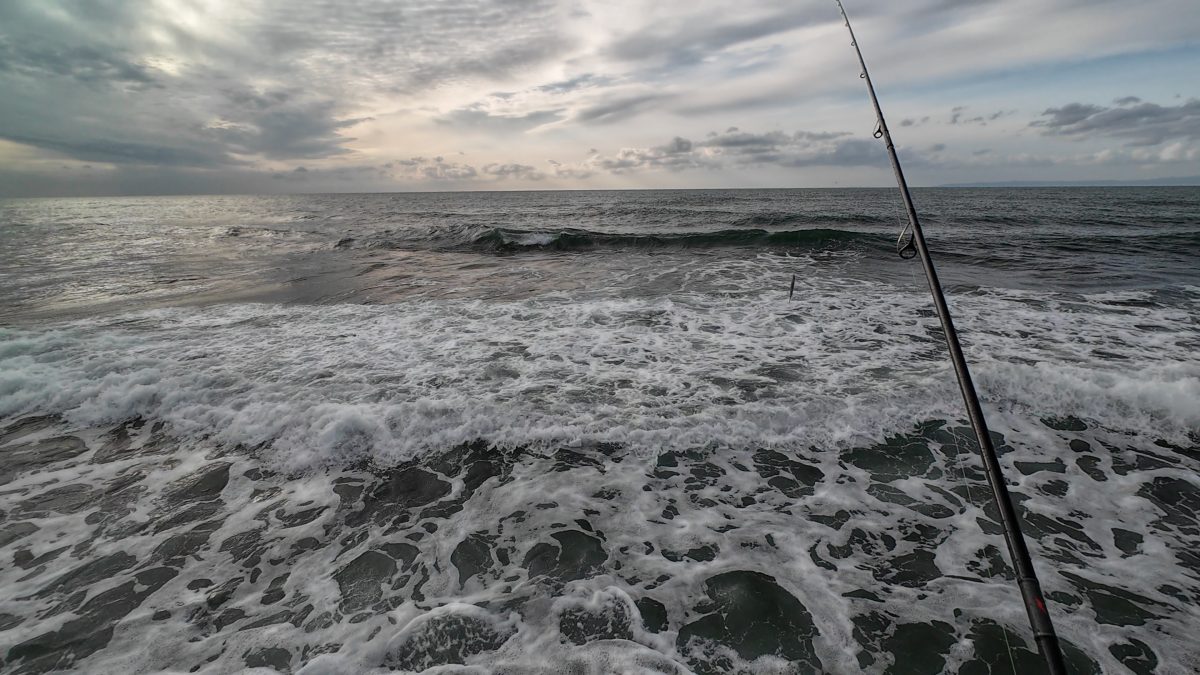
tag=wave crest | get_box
[335,225,881,253]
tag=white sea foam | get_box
[3,397,1198,674]
[7,190,1200,674]
[1,282,1196,472]
[3,282,1199,674]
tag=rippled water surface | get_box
[0,188,1198,674]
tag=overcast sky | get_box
[1,0,1199,196]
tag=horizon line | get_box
[5,182,1199,200]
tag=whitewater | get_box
[0,188,1197,674]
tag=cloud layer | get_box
[1035,99,1200,146]
[1,0,1198,195]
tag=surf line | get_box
[832,2,1069,672]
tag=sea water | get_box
[0,188,1197,673]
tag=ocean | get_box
[0,188,1197,674]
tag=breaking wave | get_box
[334,226,883,254]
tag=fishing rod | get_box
[832,2,1068,672]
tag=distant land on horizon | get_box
[937,176,1200,188]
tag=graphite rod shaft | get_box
[833,3,1068,673]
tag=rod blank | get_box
[831,2,1069,672]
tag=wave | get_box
[2,285,1196,472]
[1004,231,1200,258]
[335,225,883,253]
[730,212,893,227]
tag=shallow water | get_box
[0,188,1198,673]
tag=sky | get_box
[1,0,1199,196]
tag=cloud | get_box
[270,164,389,182]
[538,73,612,94]
[548,159,595,180]
[3,0,1200,195]
[700,130,886,168]
[434,105,564,132]
[1033,103,1107,129]
[0,2,161,87]
[1033,98,1200,146]
[702,130,850,148]
[0,0,580,174]
[0,134,233,168]
[948,107,1012,126]
[0,82,366,167]
[603,5,826,68]
[206,89,371,160]
[574,93,674,124]
[482,163,546,180]
[392,156,479,181]
[0,38,160,89]
[583,128,896,174]
[247,0,577,94]
[588,136,707,173]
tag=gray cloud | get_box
[703,131,883,168]
[585,128,893,174]
[787,138,889,168]
[0,79,365,167]
[702,130,850,148]
[0,2,157,84]
[548,159,595,180]
[0,39,160,89]
[949,106,1011,126]
[392,156,479,181]
[270,164,391,182]
[248,0,576,94]
[3,0,1199,195]
[435,106,564,132]
[538,73,611,94]
[589,136,706,173]
[1034,103,1107,129]
[0,0,578,172]
[482,163,547,180]
[207,90,370,160]
[0,161,400,198]
[574,93,674,124]
[284,157,555,185]
[1033,99,1200,146]
[1,134,232,168]
[604,5,825,68]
